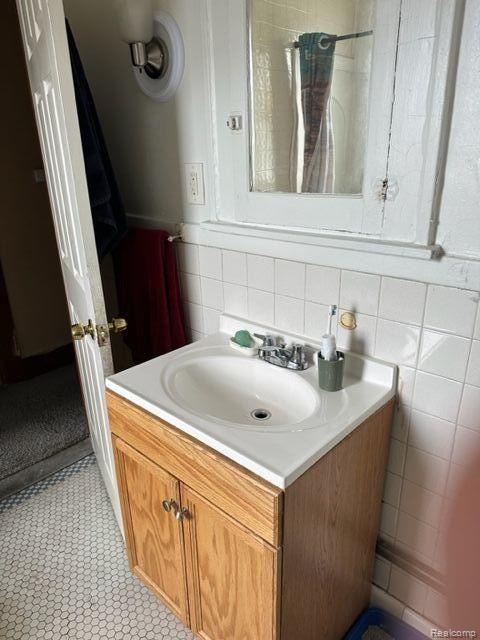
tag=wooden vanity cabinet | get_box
[113,439,190,624]
[108,390,393,640]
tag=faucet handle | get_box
[254,333,275,346]
[290,343,306,365]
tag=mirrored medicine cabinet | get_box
[208,0,459,247]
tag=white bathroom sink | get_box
[106,314,397,487]
[161,347,344,431]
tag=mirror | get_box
[249,0,375,195]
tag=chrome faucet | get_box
[254,334,309,371]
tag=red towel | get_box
[115,228,187,364]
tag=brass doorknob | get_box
[108,318,127,334]
[71,320,96,341]
[71,323,85,341]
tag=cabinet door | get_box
[182,485,281,640]
[113,438,189,624]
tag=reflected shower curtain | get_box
[298,33,336,193]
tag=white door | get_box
[16,0,122,526]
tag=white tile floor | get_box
[0,456,194,639]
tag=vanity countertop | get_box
[106,315,396,488]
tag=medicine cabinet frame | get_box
[204,0,463,253]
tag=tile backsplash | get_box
[178,242,480,624]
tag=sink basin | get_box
[162,346,345,432]
[106,315,397,487]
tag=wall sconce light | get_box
[115,0,185,102]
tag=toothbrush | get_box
[322,305,338,361]
[326,305,338,335]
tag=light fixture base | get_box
[144,38,169,79]
[132,10,184,102]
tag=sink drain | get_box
[251,408,272,421]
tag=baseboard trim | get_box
[370,585,437,637]
[377,538,445,593]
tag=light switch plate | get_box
[185,163,205,205]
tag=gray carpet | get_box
[0,365,88,481]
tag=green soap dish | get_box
[233,330,254,348]
[229,332,263,356]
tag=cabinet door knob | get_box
[175,507,190,521]
[162,499,177,513]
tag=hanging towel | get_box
[66,21,127,259]
[298,32,336,193]
[115,228,188,364]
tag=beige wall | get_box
[64,0,214,227]
[0,0,70,358]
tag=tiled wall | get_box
[178,242,480,626]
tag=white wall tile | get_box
[177,247,478,610]
[275,259,305,299]
[203,307,221,334]
[184,302,204,333]
[223,283,248,317]
[424,588,448,627]
[408,410,455,460]
[466,340,480,387]
[424,285,478,337]
[380,503,398,538]
[446,462,467,501]
[201,277,224,310]
[337,311,377,356]
[383,472,402,508]
[418,330,470,382]
[458,384,480,430]
[392,405,410,442]
[412,371,463,423]
[396,511,437,560]
[379,277,427,325]
[305,265,340,305]
[397,366,416,407]
[340,271,381,316]
[247,254,274,292]
[400,479,443,529]
[404,446,449,495]
[180,272,202,304]
[275,295,305,334]
[433,531,448,573]
[452,425,480,467]
[373,556,392,590]
[402,608,435,635]
[199,246,222,279]
[190,330,205,342]
[248,288,274,325]
[370,585,405,619]
[304,301,331,341]
[474,308,480,340]
[222,250,247,285]
[177,243,199,274]
[388,438,407,476]
[389,567,428,613]
[375,319,421,367]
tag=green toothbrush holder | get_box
[316,351,345,392]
